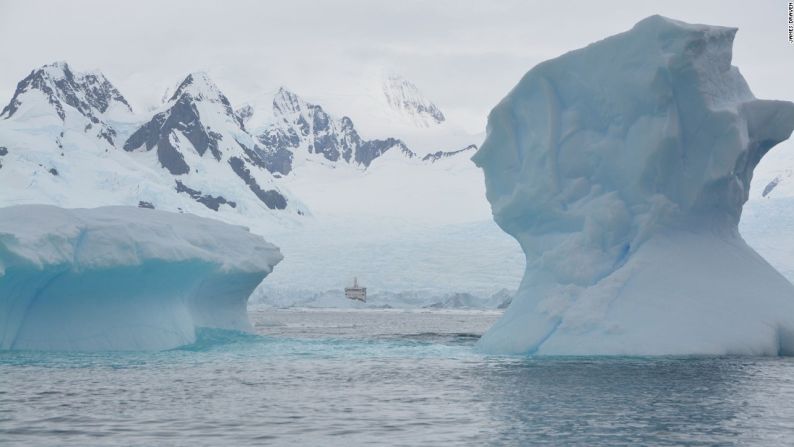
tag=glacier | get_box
[473,15,794,356]
[0,205,282,351]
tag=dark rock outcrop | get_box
[255,88,414,172]
[0,62,131,145]
[422,144,477,163]
[228,157,287,210]
[175,180,237,211]
[123,94,226,175]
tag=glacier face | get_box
[473,15,794,356]
[0,205,282,351]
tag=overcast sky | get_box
[0,0,791,133]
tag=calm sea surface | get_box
[2,308,794,446]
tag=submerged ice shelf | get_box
[474,15,794,355]
[0,205,282,351]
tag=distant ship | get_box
[345,277,367,302]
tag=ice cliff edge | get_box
[473,15,794,355]
[0,205,282,351]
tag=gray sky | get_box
[0,0,791,132]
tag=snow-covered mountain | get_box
[382,74,445,128]
[0,61,524,309]
[0,61,132,144]
[0,62,482,222]
[253,87,414,175]
[0,63,303,232]
[123,72,294,212]
[238,71,482,158]
[224,86,486,222]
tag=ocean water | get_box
[2,309,794,446]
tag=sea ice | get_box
[473,16,794,355]
[0,205,282,351]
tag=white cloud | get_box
[0,0,790,133]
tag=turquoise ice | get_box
[474,16,794,355]
[0,205,282,351]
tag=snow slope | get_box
[122,73,302,216]
[381,73,445,128]
[234,87,488,224]
[0,205,282,351]
[275,143,485,224]
[474,15,794,356]
[0,62,522,310]
[0,64,305,234]
[0,61,132,144]
[240,72,481,157]
[252,87,414,173]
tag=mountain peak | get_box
[1,61,132,144]
[236,103,254,124]
[382,74,445,127]
[272,86,309,116]
[38,60,72,79]
[255,87,414,171]
[168,72,228,105]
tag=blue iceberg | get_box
[0,205,282,351]
[473,16,794,355]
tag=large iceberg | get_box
[473,16,794,356]
[0,205,282,351]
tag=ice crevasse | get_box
[473,16,794,355]
[0,205,282,351]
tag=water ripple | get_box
[2,309,794,445]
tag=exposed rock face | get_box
[0,61,131,145]
[0,62,476,224]
[123,73,232,174]
[228,157,287,210]
[175,180,237,211]
[255,88,413,173]
[474,15,794,356]
[124,95,223,174]
[422,145,477,163]
[1,61,131,121]
[236,104,254,126]
[123,73,291,211]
